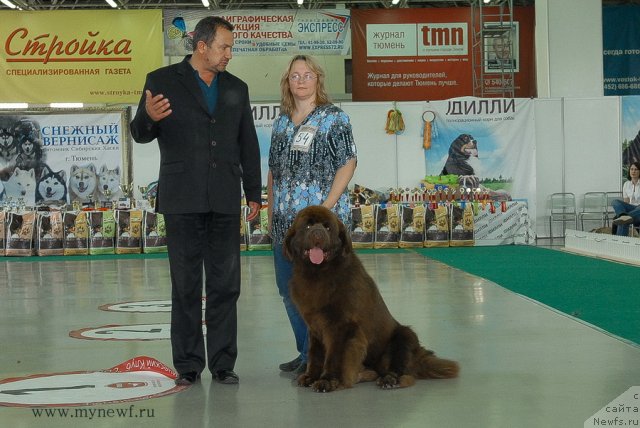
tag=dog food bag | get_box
[374,203,400,249]
[399,204,426,248]
[424,205,450,247]
[240,206,248,252]
[89,210,116,255]
[5,211,36,256]
[142,210,167,254]
[36,210,64,256]
[449,204,475,247]
[63,210,89,255]
[247,207,271,251]
[0,211,5,256]
[116,210,142,254]
[350,205,375,249]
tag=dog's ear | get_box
[338,219,353,256]
[283,219,297,261]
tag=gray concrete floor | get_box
[1,250,639,427]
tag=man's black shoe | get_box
[213,369,239,385]
[292,362,307,377]
[279,356,302,372]
[175,371,200,385]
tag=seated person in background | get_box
[612,161,640,236]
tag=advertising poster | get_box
[252,103,280,187]
[163,10,350,57]
[0,10,163,104]
[0,111,127,207]
[603,5,640,96]
[621,96,640,178]
[350,7,534,101]
[423,97,535,207]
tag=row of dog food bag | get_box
[0,202,476,257]
[0,209,167,257]
[242,203,476,251]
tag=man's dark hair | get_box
[188,17,234,51]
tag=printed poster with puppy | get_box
[350,205,375,249]
[36,210,64,256]
[374,204,400,249]
[5,211,36,256]
[399,204,425,248]
[424,205,450,247]
[449,204,475,247]
[63,210,89,256]
[0,111,127,209]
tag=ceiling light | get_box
[0,0,17,9]
[391,0,400,4]
[483,0,491,3]
[50,103,84,108]
[0,103,28,109]
[105,0,118,8]
[202,0,210,6]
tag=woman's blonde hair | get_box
[279,55,331,116]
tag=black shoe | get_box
[279,356,302,372]
[292,362,307,376]
[213,369,239,385]
[175,371,200,386]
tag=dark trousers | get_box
[164,212,240,375]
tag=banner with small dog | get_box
[0,110,128,209]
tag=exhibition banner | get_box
[0,10,163,104]
[422,97,535,206]
[603,5,640,96]
[350,7,535,101]
[0,111,127,206]
[252,103,280,185]
[163,10,351,57]
[621,96,640,174]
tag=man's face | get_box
[200,27,234,73]
[493,36,511,60]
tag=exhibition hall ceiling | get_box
[1,0,537,11]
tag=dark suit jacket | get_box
[130,55,262,215]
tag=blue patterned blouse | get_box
[268,103,357,245]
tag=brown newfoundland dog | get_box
[284,205,459,392]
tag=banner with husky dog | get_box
[0,110,128,208]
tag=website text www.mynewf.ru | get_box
[31,405,155,420]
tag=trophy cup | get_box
[138,185,151,210]
[102,188,112,209]
[120,182,134,209]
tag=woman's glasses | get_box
[289,73,317,83]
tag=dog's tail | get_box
[415,347,460,379]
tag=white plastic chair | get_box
[579,192,607,231]
[548,192,577,241]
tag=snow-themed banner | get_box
[422,97,536,208]
[163,9,351,57]
[0,110,128,208]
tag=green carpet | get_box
[415,246,640,346]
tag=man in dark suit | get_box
[130,16,261,386]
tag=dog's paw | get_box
[296,373,315,387]
[311,378,340,393]
[376,373,402,389]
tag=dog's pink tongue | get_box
[309,247,324,265]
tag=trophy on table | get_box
[102,188,112,209]
[120,182,134,210]
[138,185,155,210]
